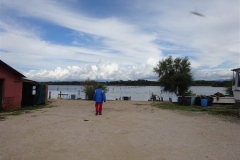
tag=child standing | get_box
[93,85,106,115]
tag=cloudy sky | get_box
[0,0,239,82]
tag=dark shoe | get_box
[95,112,98,115]
[99,113,102,115]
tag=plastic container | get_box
[201,99,208,107]
[191,97,196,105]
[195,97,201,106]
[178,97,191,106]
[207,96,213,106]
[123,96,130,100]
[71,95,76,100]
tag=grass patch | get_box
[0,104,55,120]
[152,102,239,118]
[134,103,145,106]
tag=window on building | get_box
[32,86,36,95]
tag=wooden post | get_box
[49,92,51,99]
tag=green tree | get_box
[225,78,234,96]
[83,78,107,100]
[153,56,193,96]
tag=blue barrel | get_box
[201,99,208,107]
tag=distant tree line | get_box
[41,79,232,87]
[192,80,232,87]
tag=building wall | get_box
[0,67,23,110]
[45,85,48,104]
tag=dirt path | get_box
[0,100,240,160]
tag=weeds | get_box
[0,104,55,120]
[0,116,5,121]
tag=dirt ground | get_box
[0,99,240,160]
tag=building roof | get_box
[21,78,39,84]
[0,60,26,78]
[231,68,240,72]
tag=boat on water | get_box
[232,68,240,106]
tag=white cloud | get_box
[193,68,234,80]
[0,0,163,68]
[1,0,239,81]
[0,0,162,60]
[126,0,240,68]
[23,60,158,81]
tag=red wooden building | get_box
[0,60,26,110]
[0,60,48,111]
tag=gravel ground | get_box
[0,99,240,160]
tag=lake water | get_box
[48,85,227,102]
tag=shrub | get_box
[83,79,107,100]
